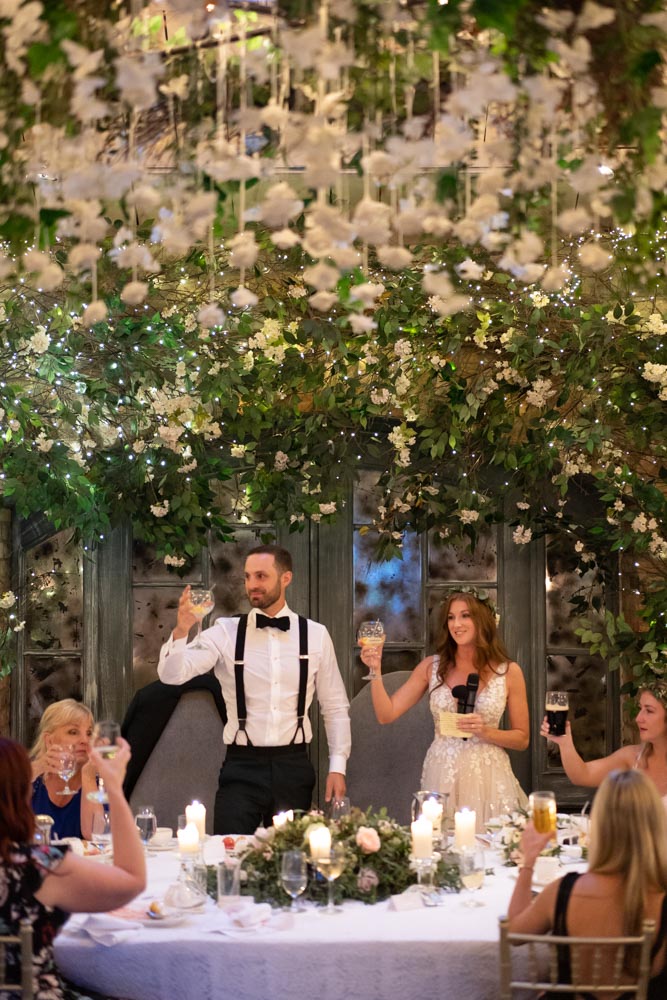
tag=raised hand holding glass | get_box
[357,620,385,681]
[54,747,76,795]
[87,720,121,804]
[189,587,215,636]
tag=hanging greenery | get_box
[0,0,665,687]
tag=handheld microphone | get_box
[463,673,479,713]
[451,685,468,714]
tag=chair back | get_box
[498,916,656,1000]
[0,920,34,999]
[346,670,433,825]
[129,689,225,832]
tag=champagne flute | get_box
[54,746,76,795]
[314,844,346,915]
[280,850,308,911]
[357,620,385,681]
[91,811,112,853]
[459,847,485,907]
[189,587,215,637]
[87,720,121,804]
[135,805,157,849]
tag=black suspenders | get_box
[232,614,309,747]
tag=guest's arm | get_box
[36,738,147,913]
[540,720,637,787]
[506,822,558,932]
[368,656,430,724]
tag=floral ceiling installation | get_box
[0,0,666,684]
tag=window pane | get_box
[546,535,604,648]
[209,529,271,615]
[26,654,82,739]
[133,587,183,690]
[428,529,497,582]
[353,470,382,524]
[353,530,422,643]
[25,530,82,650]
[132,539,202,583]
[546,653,608,767]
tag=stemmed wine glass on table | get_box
[458,847,485,907]
[280,850,308,911]
[54,746,76,795]
[357,620,385,681]
[91,811,112,854]
[87,720,121,804]
[313,844,346,915]
[135,805,157,850]
[188,587,215,637]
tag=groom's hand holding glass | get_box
[173,584,215,640]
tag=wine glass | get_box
[357,620,385,681]
[87,720,121,804]
[280,850,308,911]
[54,746,76,795]
[314,844,346,915]
[189,587,215,636]
[330,796,351,821]
[458,847,485,907]
[135,805,157,849]
[91,811,112,853]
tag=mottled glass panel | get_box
[132,539,202,583]
[428,529,497,583]
[427,588,498,654]
[211,475,266,523]
[209,529,272,617]
[351,648,420,699]
[353,530,421,643]
[25,530,82,650]
[545,653,607,767]
[26,655,82,739]
[546,535,605,648]
[132,587,183,690]
[353,470,383,524]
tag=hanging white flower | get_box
[578,243,611,271]
[330,246,361,271]
[512,526,533,545]
[308,290,339,311]
[541,266,569,292]
[121,281,148,305]
[159,74,190,100]
[349,283,384,308]
[456,259,485,281]
[456,509,479,524]
[164,554,186,567]
[347,314,377,335]
[114,52,164,111]
[351,199,392,246]
[256,182,304,228]
[231,286,258,309]
[577,2,616,33]
[376,245,413,270]
[303,262,340,291]
[228,231,259,270]
[198,303,225,328]
[68,243,101,272]
[271,229,301,250]
[83,301,108,327]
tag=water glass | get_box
[91,811,112,853]
[459,847,485,907]
[217,858,242,909]
[135,805,157,848]
[280,850,308,911]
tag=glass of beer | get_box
[545,692,569,736]
[529,790,557,836]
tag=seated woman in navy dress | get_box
[29,699,100,841]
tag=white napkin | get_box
[388,887,426,912]
[207,901,293,935]
[202,835,227,865]
[71,913,143,946]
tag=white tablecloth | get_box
[55,847,583,1000]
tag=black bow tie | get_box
[255,614,290,632]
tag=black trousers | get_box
[214,743,316,834]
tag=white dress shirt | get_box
[157,604,351,774]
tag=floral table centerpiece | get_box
[499,809,562,867]
[207,808,462,906]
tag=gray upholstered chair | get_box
[129,689,225,832]
[346,670,434,825]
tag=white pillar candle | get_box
[411,816,433,859]
[177,821,200,854]
[454,808,476,850]
[186,800,206,840]
[421,797,443,835]
[308,825,332,860]
[273,810,294,829]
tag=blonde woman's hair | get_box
[29,698,94,760]
[588,769,667,939]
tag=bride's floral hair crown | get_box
[448,586,499,621]
[639,677,667,707]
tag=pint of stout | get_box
[545,692,568,737]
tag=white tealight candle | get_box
[308,824,332,860]
[411,816,433,859]
[454,808,476,850]
[273,810,294,829]
[186,800,206,841]
[177,821,200,854]
[421,797,443,835]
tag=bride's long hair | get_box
[433,592,510,690]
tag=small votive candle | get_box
[454,808,476,850]
[177,821,201,855]
[411,816,433,859]
[421,797,443,835]
[185,800,206,840]
[273,810,294,829]
[308,824,332,860]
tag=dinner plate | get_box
[147,842,177,852]
[138,914,188,928]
